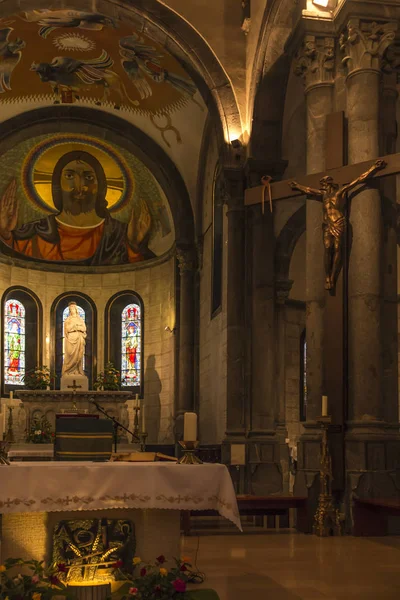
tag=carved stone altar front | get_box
[14,391,131,443]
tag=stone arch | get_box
[0,0,240,146]
[275,205,306,281]
[50,290,97,389]
[0,105,195,261]
[248,0,299,160]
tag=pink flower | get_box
[49,575,60,586]
[129,587,138,596]
[173,579,187,593]
[57,563,68,573]
[31,574,40,584]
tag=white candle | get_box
[141,401,145,431]
[9,391,13,401]
[322,395,328,417]
[184,412,197,442]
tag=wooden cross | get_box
[244,111,400,491]
[67,380,82,394]
[245,153,400,209]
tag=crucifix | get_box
[67,379,82,412]
[247,154,399,294]
[245,111,400,490]
[67,380,82,394]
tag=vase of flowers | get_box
[93,362,121,391]
[0,557,75,599]
[26,415,54,444]
[22,366,53,390]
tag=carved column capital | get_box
[294,35,335,91]
[340,19,397,76]
[176,246,197,273]
[275,279,294,305]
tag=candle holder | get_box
[0,441,10,465]
[313,415,341,537]
[139,431,148,452]
[132,406,140,442]
[178,441,203,465]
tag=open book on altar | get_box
[110,452,177,462]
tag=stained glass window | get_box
[4,299,25,385]
[62,305,86,371]
[121,303,141,387]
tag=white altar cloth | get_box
[0,461,241,530]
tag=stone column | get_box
[224,167,246,436]
[341,19,397,422]
[294,35,335,421]
[276,279,293,494]
[176,246,196,439]
[380,70,399,424]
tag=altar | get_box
[0,461,241,578]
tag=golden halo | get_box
[25,137,134,212]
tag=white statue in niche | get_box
[62,302,87,376]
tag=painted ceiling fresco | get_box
[0,133,174,266]
[0,9,204,144]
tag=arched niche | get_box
[104,291,144,395]
[1,286,43,396]
[51,292,97,390]
[0,107,194,270]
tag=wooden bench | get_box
[353,497,400,536]
[182,495,309,535]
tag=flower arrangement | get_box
[22,366,53,390]
[111,555,191,600]
[26,415,54,444]
[93,362,121,391]
[0,558,75,599]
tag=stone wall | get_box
[0,256,176,444]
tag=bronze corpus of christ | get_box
[288,159,386,292]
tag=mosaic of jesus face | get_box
[61,159,99,215]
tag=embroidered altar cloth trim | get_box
[0,461,242,530]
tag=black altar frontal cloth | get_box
[55,416,113,461]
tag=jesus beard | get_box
[61,191,97,216]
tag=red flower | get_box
[156,554,166,564]
[112,559,124,569]
[57,563,68,572]
[154,585,161,595]
[49,575,60,585]
[173,579,186,593]
[140,567,147,577]
[180,564,188,571]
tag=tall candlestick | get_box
[141,401,145,432]
[322,396,328,417]
[184,412,197,442]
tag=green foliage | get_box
[94,362,121,391]
[0,558,76,599]
[22,366,53,390]
[109,556,193,600]
[26,415,54,444]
